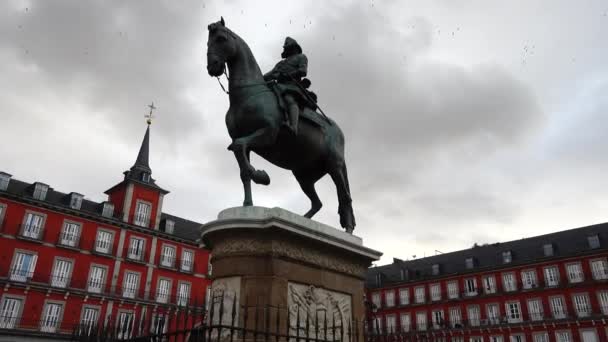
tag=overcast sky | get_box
[1,0,608,265]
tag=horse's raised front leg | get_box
[228,127,277,186]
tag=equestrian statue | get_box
[206,18,355,233]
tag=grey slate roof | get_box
[0,176,203,243]
[366,222,608,289]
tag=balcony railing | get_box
[18,223,43,240]
[56,232,80,249]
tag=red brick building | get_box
[365,224,608,342]
[0,124,211,340]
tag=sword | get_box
[285,73,332,125]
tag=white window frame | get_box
[150,313,169,335]
[385,314,396,333]
[399,288,409,305]
[587,235,600,249]
[80,305,101,335]
[33,183,49,201]
[464,277,477,296]
[94,229,114,254]
[544,266,560,287]
[597,291,608,315]
[40,300,64,333]
[449,307,462,328]
[521,269,538,289]
[447,281,459,299]
[0,173,10,191]
[550,296,567,319]
[164,219,175,234]
[467,305,480,327]
[10,250,37,282]
[0,203,7,228]
[371,292,381,309]
[533,332,549,342]
[181,249,194,272]
[102,202,114,218]
[400,313,410,332]
[87,264,108,294]
[543,244,554,257]
[160,244,176,268]
[177,281,191,306]
[116,310,135,340]
[505,301,522,323]
[483,275,496,294]
[156,278,172,304]
[134,200,152,227]
[0,294,24,329]
[465,257,475,269]
[527,298,543,321]
[590,258,608,280]
[502,250,512,263]
[572,293,591,317]
[385,290,395,307]
[509,334,525,342]
[69,193,83,210]
[21,210,46,240]
[415,311,427,331]
[122,271,141,299]
[555,330,572,342]
[127,236,146,261]
[502,272,517,292]
[486,303,500,325]
[566,262,584,283]
[59,220,81,247]
[431,310,444,329]
[50,257,73,288]
[414,286,425,303]
[430,283,441,301]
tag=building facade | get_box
[365,224,608,342]
[0,124,211,340]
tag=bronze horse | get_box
[206,18,355,233]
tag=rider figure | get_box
[263,37,309,135]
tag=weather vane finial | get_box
[146,102,156,125]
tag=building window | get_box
[10,251,37,282]
[521,269,538,289]
[587,235,600,249]
[505,301,522,323]
[88,265,107,294]
[447,281,459,299]
[156,278,171,304]
[0,296,22,329]
[134,200,152,227]
[555,331,571,342]
[572,293,591,317]
[101,202,114,218]
[386,314,396,333]
[58,221,81,247]
[40,302,63,332]
[470,337,482,342]
[116,311,135,340]
[21,211,45,240]
[527,299,543,321]
[590,259,608,280]
[80,306,100,335]
[95,229,113,254]
[544,266,559,287]
[371,292,381,309]
[122,272,140,299]
[566,263,584,283]
[69,193,83,210]
[51,258,72,288]
[181,249,194,272]
[467,305,480,326]
[431,310,444,329]
[400,313,410,332]
[465,257,475,269]
[502,250,512,263]
[398,288,409,305]
[550,296,566,319]
[414,286,425,303]
[150,313,168,335]
[490,336,504,342]
[0,203,7,228]
[141,172,150,182]
[533,332,549,342]
[127,237,145,261]
[449,307,462,328]
[0,173,11,191]
[543,244,554,257]
[464,278,477,296]
[164,219,175,234]
[372,316,382,333]
[486,304,500,325]
[430,283,441,301]
[483,275,496,294]
[510,334,525,342]
[160,244,176,268]
[33,183,49,201]
[432,264,440,275]
[598,291,608,315]
[415,312,427,331]
[502,272,517,292]
[177,282,191,306]
[385,290,395,307]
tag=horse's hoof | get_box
[252,170,270,185]
[243,200,253,206]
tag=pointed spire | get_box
[131,125,151,173]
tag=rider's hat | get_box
[283,37,303,54]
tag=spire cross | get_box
[146,102,156,125]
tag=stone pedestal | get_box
[201,206,382,338]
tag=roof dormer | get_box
[32,182,49,201]
[0,172,11,191]
[69,192,84,210]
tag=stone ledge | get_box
[202,206,382,261]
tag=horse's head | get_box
[206,17,237,77]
